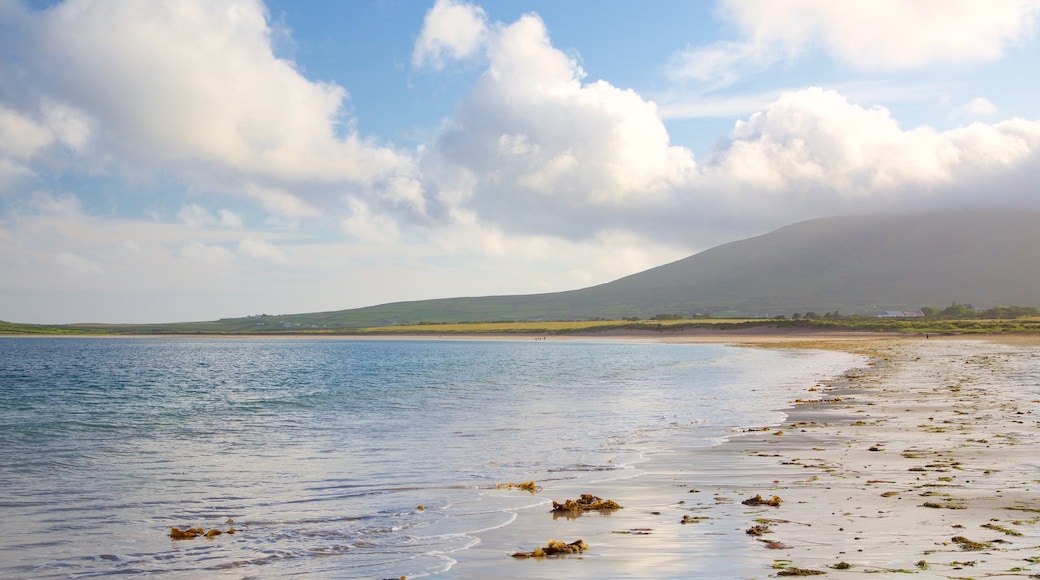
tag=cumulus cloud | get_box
[424,4,1040,245]
[412,0,489,69]
[426,12,697,238]
[704,88,1040,223]
[5,0,419,223]
[409,2,1040,250]
[673,0,1040,85]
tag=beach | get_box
[449,335,1040,578]
[2,333,1038,578]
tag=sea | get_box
[0,336,861,578]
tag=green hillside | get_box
[4,208,1039,333]
[260,208,1040,328]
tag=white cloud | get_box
[178,203,216,229]
[668,39,780,89]
[29,191,82,214]
[435,223,687,291]
[673,0,1040,86]
[952,97,1000,121]
[178,203,244,229]
[0,158,35,187]
[241,184,321,218]
[54,252,103,276]
[706,88,1040,218]
[9,0,418,220]
[382,175,428,214]
[237,237,287,264]
[0,106,52,161]
[427,12,697,237]
[180,241,236,266]
[0,102,91,187]
[340,199,401,244]
[412,0,489,69]
[40,101,92,151]
[219,209,243,228]
[415,5,1040,249]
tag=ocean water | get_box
[0,337,860,578]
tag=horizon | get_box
[3,0,1040,324]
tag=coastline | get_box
[446,335,1040,578]
[5,330,1038,577]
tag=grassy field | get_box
[353,318,768,334]
[4,316,1040,336]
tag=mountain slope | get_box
[286,208,1040,327]
[589,208,1040,313]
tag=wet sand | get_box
[447,336,1040,578]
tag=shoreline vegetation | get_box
[4,312,1040,337]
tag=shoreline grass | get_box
[4,315,1040,337]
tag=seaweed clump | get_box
[551,493,621,512]
[742,494,782,507]
[681,515,709,524]
[777,567,825,576]
[169,526,236,540]
[497,481,540,493]
[951,536,989,551]
[745,524,771,536]
[511,539,588,558]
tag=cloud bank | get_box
[2,0,1040,323]
[672,0,1040,85]
[4,0,420,217]
[417,0,1040,243]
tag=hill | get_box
[254,208,1040,328]
[6,208,1038,333]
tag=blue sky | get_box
[3,0,1040,324]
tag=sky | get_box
[2,0,1040,324]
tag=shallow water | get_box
[0,337,859,578]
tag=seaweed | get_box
[746,524,772,536]
[776,567,825,576]
[169,525,236,540]
[681,515,709,524]
[613,528,652,535]
[742,494,782,507]
[551,493,621,512]
[497,481,540,493]
[511,539,588,558]
[981,522,1022,536]
[951,536,989,551]
[922,501,965,509]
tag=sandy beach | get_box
[447,335,1040,578]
